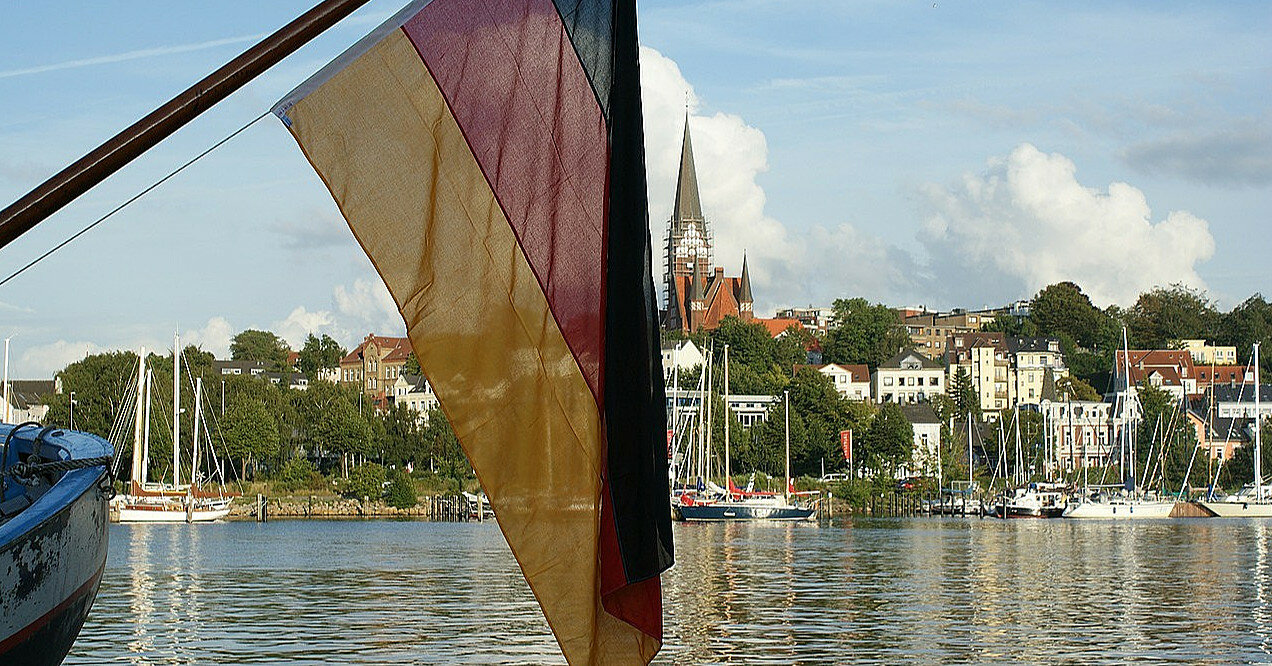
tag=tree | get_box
[1126,284,1218,349]
[46,351,138,438]
[314,399,373,477]
[1219,418,1272,492]
[1218,294,1272,377]
[950,367,979,418]
[230,329,292,371]
[343,463,387,500]
[1029,282,1102,349]
[221,396,281,481]
[860,403,913,480]
[1055,375,1101,402]
[1134,383,1197,493]
[403,352,422,376]
[822,298,910,368]
[982,313,1037,337]
[422,405,468,479]
[297,334,347,378]
[385,467,418,508]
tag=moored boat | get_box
[1200,343,1272,518]
[1,422,113,665]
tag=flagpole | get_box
[0,0,372,250]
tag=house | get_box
[1008,337,1067,406]
[666,389,775,429]
[1185,407,1250,463]
[873,349,944,405]
[1040,399,1127,471]
[1114,349,1199,400]
[946,333,1068,413]
[213,359,268,377]
[1177,339,1238,366]
[3,379,56,423]
[947,332,1013,411]
[390,373,439,424]
[773,306,835,334]
[661,339,705,382]
[261,372,309,391]
[1197,365,1251,390]
[339,334,413,407]
[1211,384,1272,421]
[899,403,941,478]
[798,363,870,401]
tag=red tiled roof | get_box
[340,334,411,365]
[758,318,801,338]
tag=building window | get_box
[929,377,939,386]
[884,377,894,386]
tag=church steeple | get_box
[738,253,753,303]
[672,114,704,223]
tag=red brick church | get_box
[662,117,755,334]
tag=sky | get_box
[1,1,1269,378]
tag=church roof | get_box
[672,116,704,223]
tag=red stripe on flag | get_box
[402,0,609,402]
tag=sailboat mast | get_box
[2,337,9,423]
[130,348,147,486]
[967,414,973,487]
[724,345,730,496]
[141,369,153,485]
[1122,326,1134,493]
[1014,407,1023,485]
[193,377,203,489]
[784,390,791,501]
[1256,342,1262,502]
[173,332,181,488]
[705,347,714,485]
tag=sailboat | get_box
[112,337,234,523]
[1063,327,1175,519]
[674,348,816,522]
[1201,342,1272,517]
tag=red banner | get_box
[840,429,852,463]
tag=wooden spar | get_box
[0,0,371,251]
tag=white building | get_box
[899,403,941,478]
[661,340,705,383]
[802,363,870,401]
[1213,384,1272,420]
[873,349,944,405]
[390,373,440,424]
[666,389,775,428]
[1040,400,1132,471]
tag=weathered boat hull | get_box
[1,427,111,666]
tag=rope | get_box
[6,456,113,478]
[0,111,270,288]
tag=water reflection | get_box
[67,517,1272,665]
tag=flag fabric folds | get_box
[272,1,672,663]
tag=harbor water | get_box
[68,517,1272,664]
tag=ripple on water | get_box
[65,517,1272,665]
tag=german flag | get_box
[272,1,672,663]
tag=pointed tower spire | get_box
[738,253,753,303]
[673,114,704,223]
[689,259,704,302]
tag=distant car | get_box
[820,473,850,483]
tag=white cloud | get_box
[18,340,99,379]
[182,316,234,358]
[272,306,335,349]
[919,143,1215,307]
[332,277,402,340]
[640,46,797,307]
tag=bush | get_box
[384,469,418,509]
[274,456,324,493]
[343,463,387,500]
